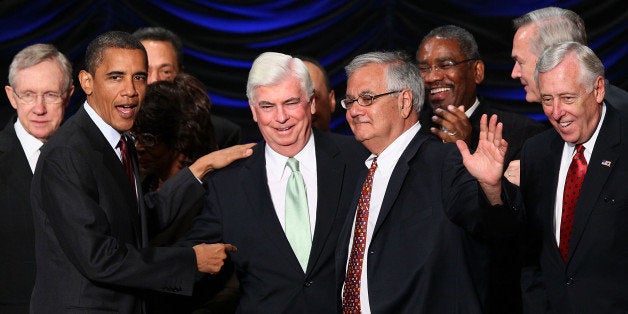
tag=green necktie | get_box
[285,157,312,271]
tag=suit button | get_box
[369,251,375,254]
[566,277,574,286]
[304,280,313,287]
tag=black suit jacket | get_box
[211,115,242,149]
[518,105,628,313]
[183,130,367,313]
[604,80,628,112]
[0,118,35,314]
[30,107,205,313]
[336,132,516,313]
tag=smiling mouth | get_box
[559,121,572,128]
[430,87,451,94]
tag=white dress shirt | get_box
[265,133,318,238]
[14,119,44,173]
[553,104,605,244]
[344,122,420,313]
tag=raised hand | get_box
[431,105,472,143]
[456,114,508,204]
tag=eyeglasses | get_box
[129,132,159,147]
[12,89,66,105]
[417,58,477,74]
[341,90,402,109]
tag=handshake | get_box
[192,243,238,274]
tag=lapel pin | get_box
[601,160,612,167]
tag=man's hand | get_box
[189,143,255,179]
[430,105,472,143]
[193,243,238,274]
[505,160,520,186]
[456,114,507,205]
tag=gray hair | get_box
[84,31,146,74]
[8,43,73,92]
[246,52,314,102]
[513,7,587,57]
[418,25,481,60]
[535,42,604,93]
[345,51,424,113]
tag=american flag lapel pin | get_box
[601,160,612,167]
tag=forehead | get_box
[513,25,536,52]
[96,48,147,73]
[254,76,303,102]
[14,59,65,90]
[347,63,387,92]
[304,62,324,86]
[142,40,177,60]
[418,37,464,60]
[538,56,582,92]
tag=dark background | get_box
[1,0,625,142]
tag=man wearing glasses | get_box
[0,43,74,313]
[337,51,516,313]
[416,25,545,166]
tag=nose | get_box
[147,71,158,84]
[121,77,140,98]
[511,62,521,79]
[550,101,564,121]
[32,96,47,115]
[275,105,289,123]
[421,68,443,84]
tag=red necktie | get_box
[118,135,136,195]
[559,144,587,262]
[343,157,377,314]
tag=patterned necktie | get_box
[118,135,136,195]
[343,157,378,314]
[559,144,587,262]
[285,157,312,272]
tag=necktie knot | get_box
[287,157,300,173]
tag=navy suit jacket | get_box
[336,131,516,314]
[0,118,35,314]
[30,107,204,313]
[183,130,367,313]
[518,104,628,313]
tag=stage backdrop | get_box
[1,0,626,141]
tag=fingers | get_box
[455,139,471,161]
[224,243,238,253]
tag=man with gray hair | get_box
[513,41,628,312]
[511,7,627,110]
[0,43,73,314]
[182,52,367,312]
[337,51,516,313]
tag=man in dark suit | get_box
[337,51,514,313]
[0,43,74,314]
[416,25,546,313]
[29,31,235,313]
[132,26,242,149]
[515,42,628,313]
[182,52,367,313]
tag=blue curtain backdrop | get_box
[1,0,626,141]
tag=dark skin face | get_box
[417,37,484,143]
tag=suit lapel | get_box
[240,144,304,272]
[373,132,427,235]
[75,108,142,245]
[0,118,33,202]
[567,108,621,263]
[307,131,344,273]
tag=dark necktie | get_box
[559,144,587,262]
[343,157,377,314]
[118,135,136,195]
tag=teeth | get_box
[430,87,450,94]
[559,121,571,127]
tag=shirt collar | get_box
[368,122,420,170]
[265,132,316,181]
[84,101,123,149]
[14,118,43,157]
[465,98,481,118]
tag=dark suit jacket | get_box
[0,117,35,314]
[518,105,628,313]
[182,130,367,313]
[336,132,516,314]
[30,107,205,314]
[604,80,628,112]
[211,115,242,149]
